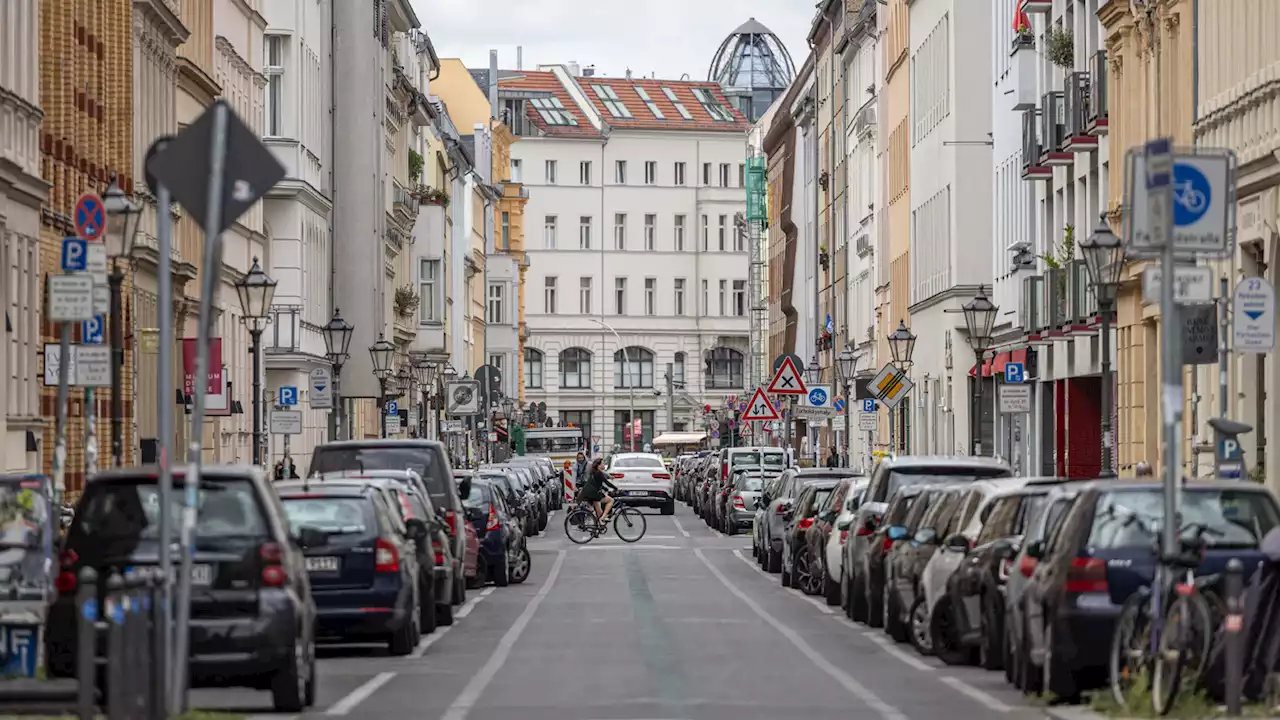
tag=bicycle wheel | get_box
[612,506,647,543]
[1151,596,1193,715]
[1110,590,1153,709]
[564,507,600,545]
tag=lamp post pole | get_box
[837,345,857,469]
[886,320,917,457]
[370,335,395,440]
[961,287,998,457]
[1080,214,1123,477]
[108,262,125,466]
[321,308,354,442]
[593,318,636,451]
[234,257,277,467]
[250,326,263,464]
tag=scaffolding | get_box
[746,152,769,388]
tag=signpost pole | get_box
[153,173,176,708]
[52,305,71,507]
[1219,275,1229,420]
[108,261,124,466]
[1148,138,1182,559]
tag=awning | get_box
[969,347,1029,378]
[652,432,709,446]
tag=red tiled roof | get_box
[498,71,602,138]
[578,77,750,132]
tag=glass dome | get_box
[708,18,797,123]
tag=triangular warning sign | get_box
[767,356,808,395]
[741,388,780,421]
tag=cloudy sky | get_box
[410,0,811,82]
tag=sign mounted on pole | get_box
[795,385,835,420]
[767,355,807,395]
[858,413,878,432]
[1123,146,1237,259]
[73,193,106,241]
[870,364,913,410]
[60,238,87,272]
[1232,277,1275,353]
[47,275,94,322]
[1140,265,1214,305]
[445,380,482,415]
[741,388,780,421]
[309,367,333,409]
[1004,362,1025,384]
[278,386,298,407]
[999,384,1032,414]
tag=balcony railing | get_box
[1088,50,1109,135]
[1064,72,1098,152]
[1021,275,1045,332]
[1043,268,1068,329]
[1066,260,1098,322]
[1039,92,1073,165]
[393,181,419,215]
[1021,110,1051,181]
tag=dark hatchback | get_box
[47,467,317,711]
[465,479,530,586]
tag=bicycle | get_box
[563,495,647,545]
[1108,518,1224,715]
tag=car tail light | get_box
[881,536,895,552]
[610,473,625,479]
[375,538,400,573]
[652,473,670,480]
[486,504,501,532]
[732,496,746,509]
[839,529,850,545]
[55,549,79,594]
[260,542,287,587]
[722,463,728,480]
[855,514,882,537]
[998,558,1013,582]
[775,504,789,516]
[432,539,445,566]
[1064,556,1108,593]
[797,518,814,530]
[1018,555,1037,578]
[444,510,457,537]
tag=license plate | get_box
[190,564,212,586]
[125,564,212,585]
[628,490,649,497]
[306,556,340,573]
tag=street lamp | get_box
[415,358,439,438]
[837,345,857,468]
[369,335,395,438]
[102,177,141,466]
[806,353,820,385]
[962,286,999,456]
[591,318,637,451]
[322,307,354,440]
[1081,214,1124,477]
[887,320,917,368]
[234,257,277,466]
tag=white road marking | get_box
[861,630,934,672]
[588,535,678,540]
[709,528,723,538]
[324,671,397,715]
[408,625,451,659]
[733,549,770,577]
[694,549,907,720]
[671,517,691,537]
[576,544,683,550]
[440,549,567,720]
[731,549,834,615]
[480,586,496,597]
[939,676,1014,713]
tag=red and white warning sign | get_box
[741,388,780,421]
[767,356,808,395]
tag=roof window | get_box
[633,87,665,119]
[591,84,633,118]
[692,87,736,122]
[529,96,578,126]
[660,87,694,120]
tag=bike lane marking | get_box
[671,517,691,537]
[324,671,397,715]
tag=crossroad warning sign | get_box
[767,356,807,395]
[741,388,780,421]
[870,364,914,410]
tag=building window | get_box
[560,348,592,389]
[614,409,655,448]
[489,354,504,373]
[738,163,746,188]
[579,276,592,313]
[718,215,727,251]
[614,347,654,389]
[692,86,736,121]
[418,258,439,323]
[615,160,627,184]
[674,278,686,316]
[579,160,591,185]
[732,280,746,316]
[633,86,664,118]
[264,35,284,137]
[544,215,557,249]
[544,276,557,313]
[734,223,745,252]
[700,215,708,251]
[701,279,708,315]
[524,348,544,388]
[644,278,656,316]
[644,161,657,185]
[719,164,730,187]
[529,96,578,125]
[643,214,656,250]
[702,162,711,185]
[487,283,505,324]
[673,352,686,387]
[500,212,510,248]
[591,83,633,118]
[614,213,627,250]
[511,158,522,182]
[706,347,745,388]
[579,216,592,249]
[561,410,592,443]
[674,215,686,251]
[614,277,627,315]
[674,162,686,185]
[661,87,694,119]
[545,159,557,184]
[718,280,727,315]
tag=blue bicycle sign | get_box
[808,388,828,407]
[1172,162,1211,226]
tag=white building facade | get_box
[500,67,752,449]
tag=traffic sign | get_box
[278,386,298,406]
[1004,362,1025,384]
[270,410,302,435]
[741,388,780,421]
[858,413,877,432]
[82,316,105,345]
[1124,145,1235,258]
[1233,277,1275,353]
[870,364,913,410]
[86,242,108,315]
[767,355,807,395]
[74,346,110,387]
[1141,265,1214,305]
[833,397,845,413]
[47,275,94,322]
[861,398,877,413]
[447,381,482,415]
[999,384,1031,414]
[796,385,835,420]
[309,367,333,409]
[61,237,87,271]
[74,192,106,241]
[385,400,398,416]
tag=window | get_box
[674,215,686,251]
[264,35,284,136]
[487,283,505,324]
[488,354,504,373]
[615,160,627,184]
[560,348,592,389]
[719,164,730,187]
[734,223,745,252]
[732,280,746,316]
[674,162,686,185]
[718,215,727,251]
[614,277,627,314]
[591,84,633,118]
[579,161,592,185]
[701,279,708,315]
[644,278,656,315]
[614,213,627,250]
[614,409,656,448]
[545,160,557,184]
[560,410,592,441]
[644,161,657,185]
[544,215,557,249]
[674,278,686,315]
[529,96,577,125]
[500,212,510,247]
[702,163,712,185]
[718,280,727,315]
[661,87,694,119]
[614,347,654,389]
[706,347,745,388]
[524,348,543,389]
[643,214,656,251]
[672,352,686,387]
[634,86,664,118]
[693,86,736,121]
[579,276,592,313]
[418,259,439,323]
[579,216,592,249]
[700,215,708,251]
[510,158,522,182]
[544,276,557,313]
[738,163,746,188]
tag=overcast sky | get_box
[410,0,811,83]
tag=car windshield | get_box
[1089,488,1280,549]
[280,496,372,536]
[463,483,493,508]
[885,467,1011,499]
[612,456,665,469]
[526,436,583,453]
[73,478,268,552]
[732,452,785,469]
[310,446,450,507]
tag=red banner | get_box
[182,338,224,395]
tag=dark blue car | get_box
[467,479,530,586]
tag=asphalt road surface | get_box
[196,505,1060,720]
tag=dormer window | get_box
[633,87,665,119]
[530,96,577,125]
[661,87,694,119]
[693,87,735,121]
[591,84,633,118]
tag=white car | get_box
[605,453,675,514]
[824,478,869,605]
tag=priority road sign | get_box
[82,316,105,345]
[278,385,298,406]
[1004,362,1025,384]
[74,192,106,241]
[60,238,87,272]
[767,355,807,395]
[870,364,913,410]
[741,388,780,421]
[1233,277,1275,353]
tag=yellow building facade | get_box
[880,0,911,451]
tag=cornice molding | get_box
[132,0,190,47]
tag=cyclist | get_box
[580,457,618,521]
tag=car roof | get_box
[88,464,268,484]
[802,478,843,490]
[612,452,664,459]
[878,455,1011,471]
[274,480,377,497]
[795,468,861,477]
[316,439,446,450]
[316,469,422,482]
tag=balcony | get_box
[1063,72,1099,152]
[1042,268,1069,331]
[1088,50,1109,135]
[1021,110,1052,181]
[1008,34,1038,111]
[1022,0,1052,11]
[1021,275,1045,333]
[1065,259,1097,323]
[1039,92,1073,166]
[393,180,420,223]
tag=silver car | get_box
[605,453,675,514]
[722,469,771,534]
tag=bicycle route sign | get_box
[1123,144,1236,259]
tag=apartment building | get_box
[879,0,911,454]
[500,65,751,448]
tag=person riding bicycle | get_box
[581,458,617,521]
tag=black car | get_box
[466,478,530,586]
[481,466,538,537]
[780,479,842,594]
[883,487,965,649]
[845,484,925,628]
[47,467,317,711]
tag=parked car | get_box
[761,469,858,573]
[780,478,843,594]
[752,475,787,561]
[466,478,530,586]
[721,469,771,535]
[820,478,870,606]
[479,466,538,537]
[844,484,927,627]
[501,465,546,533]
[47,466,318,712]
[882,486,966,651]
[605,453,675,514]
[802,477,858,604]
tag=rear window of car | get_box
[731,451,785,469]
[464,483,493,508]
[73,477,269,550]
[1088,488,1280,550]
[280,496,375,537]
[612,456,665,469]
[735,474,766,491]
[310,446,451,507]
[884,467,1012,501]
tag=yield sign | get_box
[741,388,780,421]
[767,355,808,395]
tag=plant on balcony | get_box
[1045,25,1074,68]
[818,243,830,270]
[1013,27,1035,50]
[408,149,424,183]
[1039,224,1075,318]
[415,185,450,207]
[393,285,420,318]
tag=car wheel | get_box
[303,637,316,707]
[1021,612,1043,695]
[866,575,884,629]
[767,545,782,574]
[388,608,416,656]
[1042,621,1078,702]
[979,594,1004,671]
[780,553,792,587]
[269,633,307,712]
[850,572,868,623]
[454,570,467,605]
[510,545,532,585]
[538,508,549,531]
[493,550,511,587]
[662,500,675,516]
[885,584,908,643]
[467,557,486,590]
[436,592,455,626]
[824,568,841,607]
[910,596,932,655]
[931,597,973,665]
[420,582,438,633]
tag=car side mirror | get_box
[944,534,971,553]
[992,540,1016,561]
[836,518,852,531]
[862,518,878,534]
[296,526,328,549]
[405,517,429,540]
[886,525,908,541]
[1026,540,1045,559]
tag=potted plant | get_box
[393,285,420,318]
[1039,224,1075,318]
[818,243,830,269]
[408,149,424,183]
[1013,26,1034,51]
[415,185,450,207]
[1045,25,1074,68]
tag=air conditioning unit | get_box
[854,105,877,138]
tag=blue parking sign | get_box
[82,316,105,345]
[278,386,298,406]
[386,401,398,415]
[862,398,877,413]
[60,237,87,272]
[1005,362,1025,384]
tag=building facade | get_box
[880,0,911,455]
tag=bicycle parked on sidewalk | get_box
[563,495,647,544]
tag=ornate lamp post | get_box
[102,177,141,466]
[962,286,999,456]
[321,308,354,441]
[415,359,439,438]
[234,257,277,466]
[885,320,916,455]
[369,335,395,438]
[1080,214,1124,477]
[836,344,857,468]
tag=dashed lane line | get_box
[324,671,397,715]
[408,586,496,658]
[671,517,691,537]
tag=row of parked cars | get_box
[675,452,1280,703]
[46,439,566,712]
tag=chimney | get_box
[566,60,581,77]
[582,65,596,78]
[625,68,632,80]
[489,49,499,120]
[517,46,523,70]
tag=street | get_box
[192,505,1052,720]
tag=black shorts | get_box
[581,488,605,502]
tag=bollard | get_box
[125,575,148,719]
[1225,558,1245,716]
[75,567,98,720]
[149,572,165,720]
[104,573,126,720]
